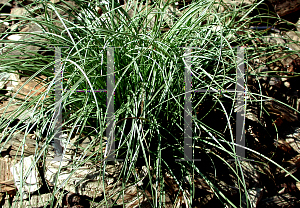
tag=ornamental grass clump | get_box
[0,0,300,207]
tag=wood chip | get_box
[0,157,15,193]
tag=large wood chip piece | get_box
[0,157,15,193]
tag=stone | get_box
[51,0,61,3]
[10,7,27,19]
[4,73,19,92]
[0,72,19,97]
[297,181,300,191]
[0,72,12,89]
[0,0,12,6]
[6,34,22,41]
[285,31,300,51]
[264,33,285,46]
[284,81,290,88]
[10,155,43,195]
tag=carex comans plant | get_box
[0,0,299,207]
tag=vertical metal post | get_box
[53,47,63,158]
[176,47,201,161]
[106,47,116,160]
[229,46,252,161]
[235,46,245,159]
[184,47,192,161]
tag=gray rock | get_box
[10,155,43,195]
[51,0,61,3]
[0,72,19,92]
[0,0,10,5]
[0,72,13,89]
[10,7,27,19]
[285,31,300,51]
